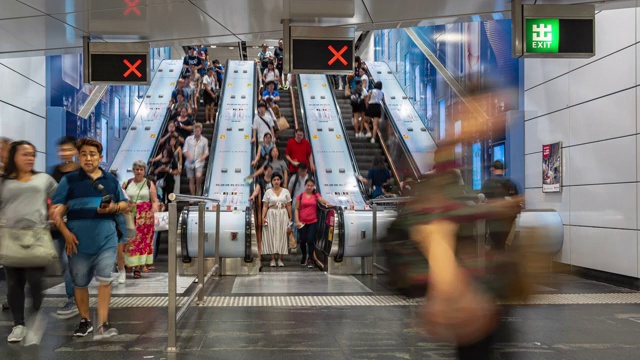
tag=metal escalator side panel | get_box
[108,60,184,184]
[185,208,247,258]
[296,74,367,210]
[369,61,437,176]
[339,209,397,258]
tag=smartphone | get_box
[100,195,113,208]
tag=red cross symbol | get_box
[123,59,142,78]
[328,45,348,66]
[124,0,141,16]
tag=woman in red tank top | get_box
[294,179,331,268]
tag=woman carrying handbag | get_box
[0,141,58,344]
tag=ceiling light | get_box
[211,45,216,48]
[229,47,234,49]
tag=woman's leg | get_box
[362,116,371,135]
[25,268,45,312]
[352,112,360,134]
[4,267,27,326]
[117,243,126,273]
[306,222,317,261]
[371,117,380,143]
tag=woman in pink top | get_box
[294,179,331,268]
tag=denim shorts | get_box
[68,249,117,288]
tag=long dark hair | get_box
[2,141,37,179]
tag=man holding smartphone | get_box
[51,138,128,339]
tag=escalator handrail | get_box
[203,59,234,196]
[324,75,370,200]
[363,63,422,181]
[244,203,253,263]
[334,206,345,263]
[244,63,261,263]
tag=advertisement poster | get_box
[542,142,562,193]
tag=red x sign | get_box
[124,0,141,16]
[328,45,348,66]
[123,59,142,78]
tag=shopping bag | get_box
[277,116,290,131]
[154,212,169,231]
[288,231,297,250]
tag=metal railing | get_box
[166,193,220,352]
[370,197,411,279]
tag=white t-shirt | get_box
[264,69,280,83]
[368,89,384,104]
[203,74,216,91]
[361,74,369,89]
[253,114,274,143]
[184,135,209,168]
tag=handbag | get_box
[288,231,297,250]
[344,85,351,97]
[277,116,290,131]
[154,212,169,231]
[0,228,57,268]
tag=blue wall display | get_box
[45,47,172,170]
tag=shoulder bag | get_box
[0,178,57,268]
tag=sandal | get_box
[141,266,151,273]
[146,265,156,271]
[133,270,142,279]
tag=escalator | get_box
[366,61,437,177]
[296,74,395,265]
[180,60,258,261]
[109,60,184,183]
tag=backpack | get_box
[350,89,364,107]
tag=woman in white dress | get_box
[261,172,292,267]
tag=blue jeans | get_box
[54,237,74,299]
[298,222,318,259]
[68,249,117,288]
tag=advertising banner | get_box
[542,142,562,193]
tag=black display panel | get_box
[291,39,353,72]
[558,19,594,54]
[90,53,148,83]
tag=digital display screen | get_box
[90,53,148,84]
[291,39,353,72]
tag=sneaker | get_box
[307,260,315,269]
[7,325,26,343]
[370,137,376,144]
[300,255,307,266]
[118,271,126,284]
[278,260,285,267]
[73,319,93,337]
[366,132,372,138]
[270,260,276,267]
[94,323,118,340]
[57,299,79,319]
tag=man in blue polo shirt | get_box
[52,138,128,339]
[262,80,280,104]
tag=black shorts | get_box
[365,103,382,118]
[203,91,215,106]
[351,102,366,114]
[276,65,283,75]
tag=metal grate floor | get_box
[38,293,640,308]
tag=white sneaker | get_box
[118,271,126,284]
[370,137,376,144]
[277,260,285,267]
[366,132,372,138]
[23,312,47,346]
[7,325,26,343]
[270,260,276,267]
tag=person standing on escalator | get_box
[357,155,391,199]
[294,179,331,269]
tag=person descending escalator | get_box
[293,179,332,269]
[357,155,391,199]
[260,173,292,268]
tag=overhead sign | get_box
[83,38,150,85]
[286,25,355,74]
[512,1,595,58]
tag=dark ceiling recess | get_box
[354,31,370,54]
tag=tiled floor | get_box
[2,265,640,359]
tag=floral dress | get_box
[124,179,155,267]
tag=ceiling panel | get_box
[0,15,90,54]
[50,2,233,42]
[362,0,510,23]
[0,1,43,20]
[193,0,284,35]
[16,0,189,14]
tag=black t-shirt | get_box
[183,55,202,68]
[481,175,519,199]
[50,164,79,183]
[175,117,195,139]
[274,47,284,67]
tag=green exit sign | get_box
[512,2,595,58]
[526,19,560,53]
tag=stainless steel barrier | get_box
[167,194,220,352]
[371,197,410,279]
